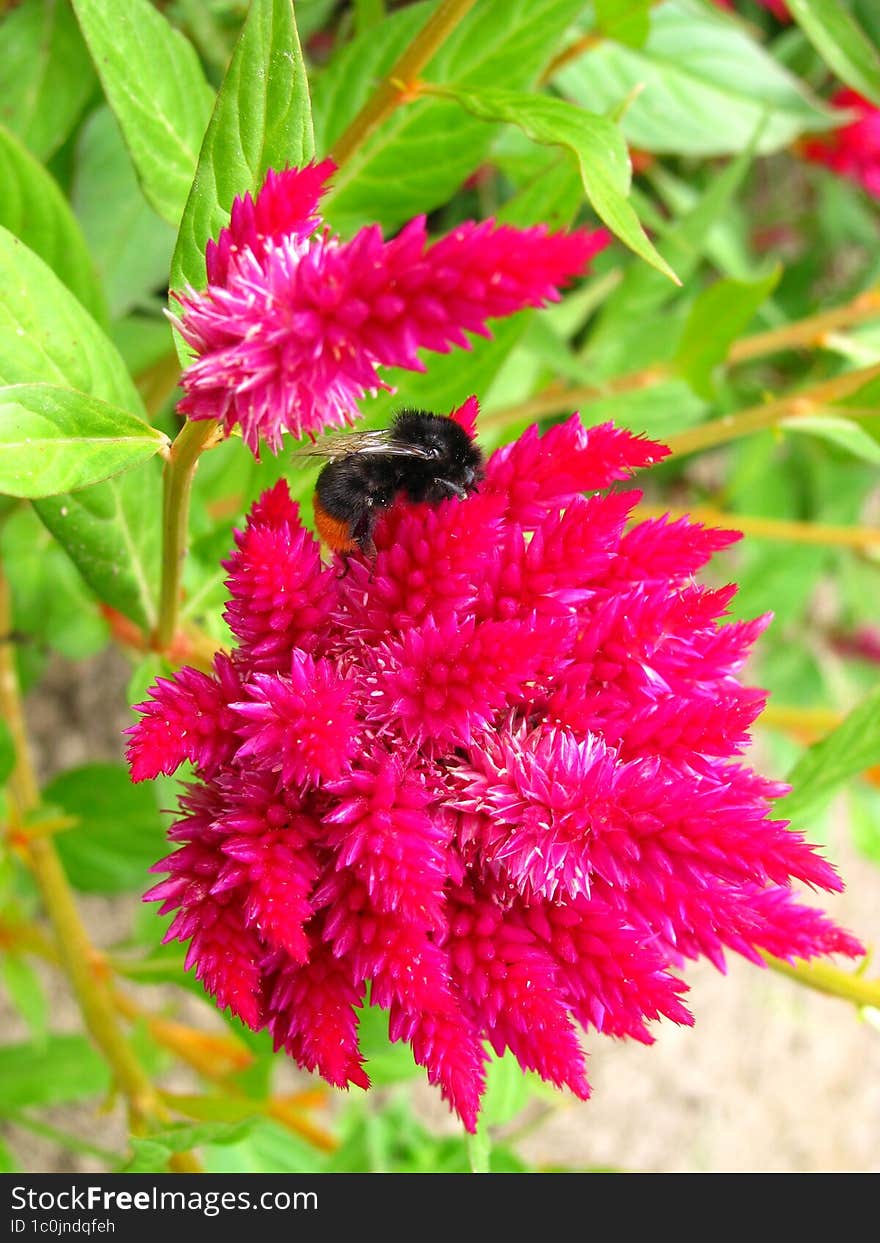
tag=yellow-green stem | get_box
[763,955,880,1009]
[483,288,880,432]
[634,503,880,550]
[0,564,201,1171]
[156,418,221,651]
[664,361,880,460]
[330,0,479,167]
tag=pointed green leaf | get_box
[674,267,781,398]
[556,0,836,156]
[777,685,880,824]
[0,1034,111,1108]
[0,383,167,498]
[782,414,880,465]
[171,0,314,299]
[0,0,96,160]
[0,124,107,326]
[70,0,214,225]
[788,0,880,108]
[430,85,677,282]
[0,228,160,627]
[47,762,169,894]
[317,0,596,233]
[72,108,176,319]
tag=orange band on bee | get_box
[313,495,358,554]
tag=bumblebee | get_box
[297,409,484,556]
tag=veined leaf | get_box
[0,124,107,326]
[171,0,314,299]
[428,85,677,283]
[0,383,167,498]
[556,0,836,156]
[0,0,95,160]
[317,0,595,234]
[71,108,176,319]
[70,0,214,225]
[0,228,160,628]
[788,0,880,108]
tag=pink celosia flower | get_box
[801,88,880,198]
[127,401,862,1132]
[172,162,609,454]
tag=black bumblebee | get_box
[297,409,484,557]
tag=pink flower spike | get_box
[130,408,862,1133]
[173,166,609,454]
[802,89,880,199]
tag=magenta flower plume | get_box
[127,400,862,1132]
[172,163,609,454]
[802,88,880,199]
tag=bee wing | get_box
[292,429,432,462]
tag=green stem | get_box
[483,287,880,433]
[634,502,880,550]
[664,361,880,460]
[763,955,880,1010]
[155,418,220,651]
[466,1126,491,1173]
[330,0,479,167]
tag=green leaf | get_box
[0,124,107,326]
[0,719,13,785]
[0,956,49,1042]
[46,763,169,894]
[0,383,167,498]
[35,468,161,630]
[674,267,781,398]
[123,1122,257,1172]
[556,0,836,156]
[788,0,880,109]
[72,108,176,320]
[587,141,756,372]
[0,1138,17,1173]
[0,227,142,410]
[317,0,595,234]
[70,0,214,225]
[0,228,160,628]
[431,85,677,283]
[0,1034,111,1108]
[0,507,109,660]
[777,685,880,824]
[479,1051,535,1128]
[0,0,96,160]
[781,414,880,464]
[171,0,314,300]
[595,0,653,48]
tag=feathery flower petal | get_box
[173,166,609,454]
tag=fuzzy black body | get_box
[312,409,483,556]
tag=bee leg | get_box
[335,554,352,580]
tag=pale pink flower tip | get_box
[802,88,880,199]
[173,163,610,455]
[127,406,862,1131]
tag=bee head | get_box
[392,409,484,494]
